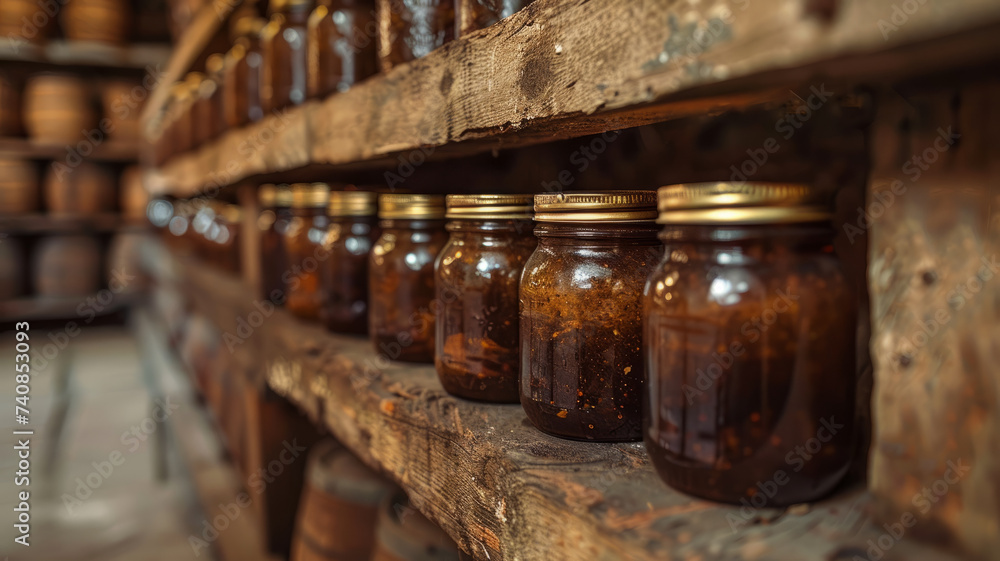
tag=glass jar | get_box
[319,190,379,334]
[214,204,242,274]
[376,0,454,72]
[644,182,855,505]
[308,0,379,98]
[193,54,226,145]
[454,0,533,36]
[369,194,447,363]
[261,0,315,113]
[258,184,294,304]
[224,17,267,127]
[435,194,535,403]
[520,192,661,441]
[284,183,331,320]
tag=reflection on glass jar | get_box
[262,0,316,113]
[369,194,447,363]
[259,184,294,304]
[435,194,535,403]
[224,16,267,127]
[376,0,454,71]
[320,190,380,334]
[520,191,661,441]
[285,183,331,320]
[308,0,379,98]
[644,182,855,506]
[454,0,533,36]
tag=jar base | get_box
[521,398,641,442]
[436,363,519,403]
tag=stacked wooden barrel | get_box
[0,158,39,214]
[61,0,131,45]
[32,235,103,298]
[372,493,460,561]
[23,75,98,145]
[43,161,116,215]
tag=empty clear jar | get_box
[376,0,454,71]
[520,191,661,441]
[435,194,535,403]
[369,194,447,363]
[643,182,855,505]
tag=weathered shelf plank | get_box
[149,0,1000,196]
[174,256,961,561]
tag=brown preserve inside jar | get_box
[262,0,315,113]
[259,184,294,304]
[369,194,447,363]
[644,182,856,506]
[520,191,662,441]
[308,0,379,98]
[319,190,379,334]
[435,194,535,403]
[224,16,266,127]
[284,183,331,319]
[376,0,454,71]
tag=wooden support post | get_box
[868,82,1000,558]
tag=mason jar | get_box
[369,194,447,363]
[643,182,855,505]
[376,0,454,71]
[308,0,379,98]
[224,16,266,127]
[520,191,661,441]
[284,182,331,320]
[258,184,294,304]
[435,194,535,403]
[261,0,315,113]
[320,190,379,334]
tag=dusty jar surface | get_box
[319,190,379,334]
[259,185,293,304]
[435,194,535,403]
[520,191,661,441]
[284,183,331,320]
[643,182,856,506]
[455,0,533,36]
[376,0,454,71]
[369,194,447,363]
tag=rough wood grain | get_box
[173,256,961,561]
[149,0,1000,196]
[867,83,1000,559]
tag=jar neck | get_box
[291,207,326,217]
[660,222,835,248]
[534,221,661,243]
[379,218,446,230]
[329,214,378,225]
[446,218,532,235]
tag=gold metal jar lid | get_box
[329,190,378,217]
[657,182,832,224]
[222,204,243,223]
[533,191,658,222]
[259,184,277,207]
[445,194,534,220]
[292,182,330,208]
[378,194,446,220]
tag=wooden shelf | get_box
[0,291,139,323]
[0,137,141,162]
[148,0,1000,196]
[0,214,148,234]
[0,40,170,71]
[173,256,961,561]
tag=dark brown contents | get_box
[260,203,293,304]
[377,0,454,71]
[224,34,265,127]
[262,1,314,113]
[308,0,379,98]
[644,224,855,505]
[435,219,535,402]
[521,222,661,441]
[285,207,329,319]
[320,215,379,334]
[369,219,448,363]
[455,0,533,36]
